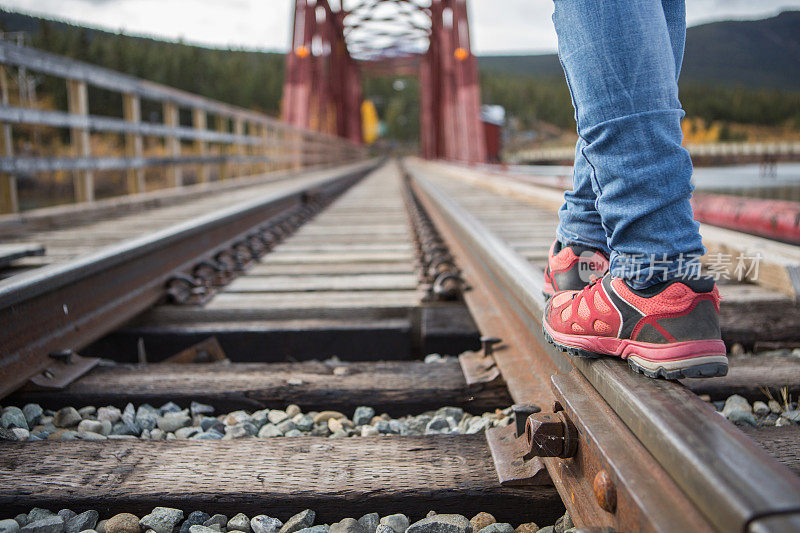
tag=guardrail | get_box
[0,40,367,214]
[511,141,800,164]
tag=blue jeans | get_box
[553,0,705,288]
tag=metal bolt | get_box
[480,336,502,357]
[512,404,541,438]
[524,411,578,459]
[593,469,617,513]
[49,349,74,364]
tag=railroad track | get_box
[1,159,799,532]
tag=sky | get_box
[1,0,799,55]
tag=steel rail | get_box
[407,163,800,532]
[0,160,378,399]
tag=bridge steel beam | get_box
[282,0,362,145]
[420,0,486,163]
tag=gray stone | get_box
[23,404,44,427]
[66,512,99,533]
[279,510,315,533]
[294,415,315,432]
[727,410,757,426]
[258,424,283,438]
[20,517,65,533]
[268,410,289,425]
[352,406,375,426]
[250,516,282,533]
[284,429,303,437]
[121,403,139,434]
[14,514,29,527]
[2,407,29,430]
[139,508,184,533]
[277,419,297,434]
[375,420,397,434]
[199,417,225,433]
[0,519,20,533]
[436,407,464,420]
[192,431,223,440]
[753,401,770,416]
[537,529,554,533]
[135,405,159,432]
[110,422,138,436]
[191,401,214,417]
[224,423,253,439]
[406,515,470,533]
[722,395,751,416]
[157,412,191,433]
[77,420,105,434]
[0,427,18,441]
[553,513,573,533]
[379,515,409,533]
[180,512,211,533]
[11,427,29,440]
[477,525,513,533]
[190,528,220,533]
[286,404,302,417]
[227,514,251,533]
[466,418,490,435]
[203,516,227,529]
[94,521,105,533]
[357,514,379,533]
[425,416,451,433]
[77,431,108,441]
[295,528,329,533]
[77,406,96,418]
[374,526,394,533]
[175,426,201,439]
[97,407,122,423]
[769,400,782,414]
[360,426,379,437]
[27,511,54,523]
[159,402,181,415]
[330,519,364,533]
[251,410,269,429]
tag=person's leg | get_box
[556,138,610,254]
[662,0,686,82]
[552,0,703,288]
[544,0,726,379]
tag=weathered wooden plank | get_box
[248,262,413,276]
[11,360,510,414]
[0,436,563,523]
[0,243,44,267]
[225,274,418,293]
[261,252,413,264]
[742,426,800,477]
[685,356,800,401]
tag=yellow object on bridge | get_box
[362,100,379,145]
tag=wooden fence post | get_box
[66,79,94,203]
[216,115,229,181]
[163,101,182,187]
[233,116,244,179]
[123,93,145,194]
[192,107,210,183]
[0,66,18,214]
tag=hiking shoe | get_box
[543,240,609,298]
[543,273,728,379]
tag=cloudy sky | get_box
[1,0,799,54]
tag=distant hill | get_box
[479,11,800,91]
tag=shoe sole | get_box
[542,323,728,380]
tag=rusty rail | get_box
[0,160,377,399]
[405,160,800,532]
[0,40,367,213]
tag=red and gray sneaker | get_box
[543,273,728,379]
[543,240,609,298]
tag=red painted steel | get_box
[691,193,800,244]
[281,0,487,163]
